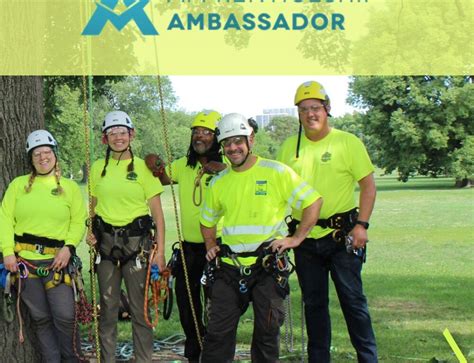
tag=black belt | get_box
[219,241,272,259]
[287,208,358,237]
[14,233,65,248]
[315,207,358,230]
[93,215,153,237]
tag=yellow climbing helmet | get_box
[294,81,330,105]
[191,110,222,131]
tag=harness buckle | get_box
[35,244,45,254]
[276,275,288,289]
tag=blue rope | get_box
[150,264,160,282]
[0,264,9,289]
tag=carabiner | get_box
[17,262,29,279]
[36,266,49,277]
[240,266,252,277]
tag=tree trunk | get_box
[455,178,474,188]
[0,76,44,362]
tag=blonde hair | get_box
[25,159,63,195]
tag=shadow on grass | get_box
[375,177,457,192]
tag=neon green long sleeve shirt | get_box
[0,174,87,260]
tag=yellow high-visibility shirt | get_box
[0,175,86,260]
[90,157,163,226]
[277,128,374,239]
[169,157,224,243]
[200,156,321,265]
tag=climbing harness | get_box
[202,242,294,298]
[92,214,154,267]
[14,233,65,255]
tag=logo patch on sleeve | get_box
[255,180,267,196]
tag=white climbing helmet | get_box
[102,111,134,132]
[26,130,58,153]
[216,113,252,143]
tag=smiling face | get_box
[221,135,252,167]
[298,98,331,141]
[31,146,56,175]
[191,127,215,155]
[105,126,133,152]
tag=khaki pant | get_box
[97,233,153,363]
[20,260,81,363]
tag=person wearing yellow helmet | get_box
[276,81,378,362]
[145,110,225,362]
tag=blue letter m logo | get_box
[82,0,158,35]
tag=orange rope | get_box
[143,246,171,328]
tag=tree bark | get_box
[0,76,43,362]
[455,178,474,188]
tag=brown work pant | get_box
[20,264,81,363]
[97,233,153,363]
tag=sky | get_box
[169,76,355,119]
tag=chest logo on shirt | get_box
[255,180,267,196]
[321,151,332,163]
[127,171,138,181]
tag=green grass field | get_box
[77,176,474,362]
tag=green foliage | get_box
[348,76,474,182]
[351,1,471,74]
[45,85,85,178]
[449,135,474,181]
[297,3,350,73]
[44,76,187,177]
[252,130,275,159]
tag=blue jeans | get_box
[294,235,377,363]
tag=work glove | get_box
[145,153,166,177]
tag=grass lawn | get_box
[77,176,474,362]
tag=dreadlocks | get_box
[186,136,222,169]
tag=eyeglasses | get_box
[32,150,53,159]
[192,128,214,136]
[298,105,326,114]
[107,128,129,138]
[221,136,246,148]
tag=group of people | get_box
[0,80,378,362]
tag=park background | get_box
[0,1,472,361]
[0,75,473,362]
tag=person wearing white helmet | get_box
[276,81,377,362]
[0,130,87,362]
[200,113,323,362]
[144,110,226,362]
[88,110,166,363]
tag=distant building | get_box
[255,107,297,129]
